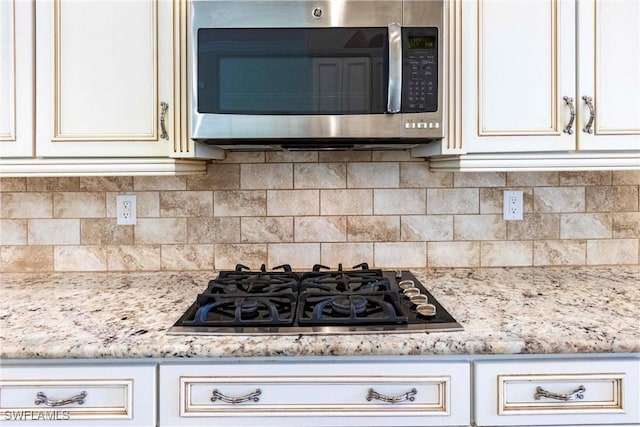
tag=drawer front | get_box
[0,364,155,426]
[475,358,640,426]
[160,361,470,427]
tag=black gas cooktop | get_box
[168,263,462,335]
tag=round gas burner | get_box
[331,296,368,315]
[239,299,260,317]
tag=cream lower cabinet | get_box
[474,358,640,426]
[0,363,156,426]
[159,360,471,427]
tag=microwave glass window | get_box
[197,28,388,115]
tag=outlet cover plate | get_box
[116,194,137,225]
[503,190,523,221]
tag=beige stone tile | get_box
[613,212,640,238]
[160,244,214,271]
[318,151,371,162]
[374,189,426,215]
[427,188,478,214]
[0,219,27,244]
[160,191,213,217]
[347,162,399,188]
[479,188,503,214]
[371,151,418,161]
[187,163,240,190]
[268,243,320,269]
[507,172,559,187]
[0,178,26,192]
[106,192,159,218]
[214,243,267,270]
[586,186,639,212]
[241,163,293,189]
[534,240,586,266]
[26,177,80,192]
[267,190,319,216]
[241,217,293,243]
[215,190,266,217]
[320,243,374,268]
[534,187,585,213]
[401,215,453,241]
[28,219,79,245]
[347,216,399,242]
[320,189,372,215]
[454,172,505,187]
[374,242,426,268]
[217,151,265,164]
[507,214,560,240]
[612,171,640,185]
[135,218,187,244]
[80,219,134,245]
[1,192,52,218]
[53,192,105,218]
[400,163,453,188]
[188,217,240,244]
[107,245,161,271]
[587,239,638,265]
[454,215,505,240]
[428,242,479,267]
[561,213,613,239]
[560,171,611,186]
[481,241,533,267]
[266,151,318,163]
[0,246,53,272]
[79,177,133,191]
[295,216,347,242]
[54,246,107,271]
[294,163,346,189]
[134,176,186,191]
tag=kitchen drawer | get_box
[0,364,155,426]
[160,360,470,426]
[474,358,640,426]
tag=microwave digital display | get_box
[408,36,436,50]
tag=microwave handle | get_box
[387,22,402,113]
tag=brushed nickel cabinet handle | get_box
[563,96,575,134]
[582,96,595,133]
[34,391,87,407]
[211,388,261,404]
[160,101,169,140]
[534,385,585,401]
[366,387,417,404]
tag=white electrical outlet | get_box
[116,194,137,225]
[503,190,523,221]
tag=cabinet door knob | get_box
[562,96,575,134]
[211,388,261,404]
[582,96,595,134]
[34,391,87,407]
[366,387,417,404]
[160,102,169,140]
[534,385,585,401]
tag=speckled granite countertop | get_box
[1,267,638,359]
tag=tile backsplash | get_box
[1,151,638,272]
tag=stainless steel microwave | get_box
[189,0,444,150]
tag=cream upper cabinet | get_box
[577,0,640,151]
[0,0,34,158]
[460,0,577,153]
[35,0,173,157]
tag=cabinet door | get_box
[461,0,576,153]
[577,0,640,151]
[35,0,172,157]
[0,0,34,157]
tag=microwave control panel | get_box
[402,28,438,113]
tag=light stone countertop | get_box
[0,267,638,359]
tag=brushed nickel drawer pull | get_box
[34,391,87,407]
[366,388,417,404]
[582,95,595,133]
[160,101,169,140]
[534,385,585,401]
[211,388,261,404]
[563,96,575,134]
